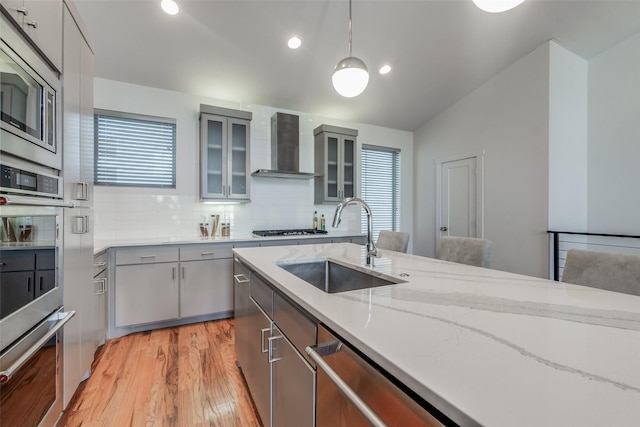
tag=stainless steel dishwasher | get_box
[307,325,447,427]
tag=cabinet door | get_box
[227,118,250,200]
[233,258,252,370]
[23,0,63,70]
[271,326,315,427]
[115,262,179,327]
[0,1,26,25]
[244,297,272,427]
[78,30,94,205]
[179,258,233,318]
[325,133,340,201]
[62,4,81,203]
[0,271,34,319]
[93,269,107,349]
[34,269,55,297]
[200,114,227,199]
[341,136,356,199]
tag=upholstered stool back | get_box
[436,236,492,268]
[562,249,640,296]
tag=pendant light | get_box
[472,0,526,13]
[332,0,369,98]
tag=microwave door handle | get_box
[0,311,76,384]
[0,195,75,208]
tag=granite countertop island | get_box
[233,242,640,427]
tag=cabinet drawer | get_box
[115,246,179,265]
[0,250,36,272]
[273,292,317,358]
[180,244,233,261]
[250,273,273,318]
[35,249,56,270]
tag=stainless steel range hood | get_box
[252,112,318,179]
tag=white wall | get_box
[414,43,551,277]
[548,42,588,232]
[92,78,414,245]
[588,32,640,234]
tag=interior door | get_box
[439,157,477,239]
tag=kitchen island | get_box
[233,242,640,427]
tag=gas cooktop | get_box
[252,229,329,237]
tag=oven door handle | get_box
[0,310,76,384]
[0,195,75,208]
[306,343,388,427]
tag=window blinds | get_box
[360,146,400,240]
[94,111,176,188]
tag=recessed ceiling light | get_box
[161,0,179,15]
[379,65,392,75]
[288,36,302,49]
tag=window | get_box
[360,146,400,240]
[94,110,176,188]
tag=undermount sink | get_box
[278,260,401,293]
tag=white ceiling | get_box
[74,0,640,131]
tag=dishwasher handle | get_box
[306,344,388,427]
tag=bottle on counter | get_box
[320,214,326,231]
[313,211,318,230]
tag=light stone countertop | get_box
[93,231,364,254]
[233,242,640,427]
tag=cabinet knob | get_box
[440,226,448,232]
[26,20,37,29]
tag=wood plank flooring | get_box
[58,319,261,427]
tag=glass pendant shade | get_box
[472,0,526,13]
[332,56,369,98]
[161,0,179,15]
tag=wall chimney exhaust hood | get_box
[252,112,319,179]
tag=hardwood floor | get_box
[59,319,261,427]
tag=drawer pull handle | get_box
[307,344,387,427]
[233,274,249,283]
[93,261,107,268]
[140,255,156,259]
[201,252,215,256]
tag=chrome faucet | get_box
[332,197,378,265]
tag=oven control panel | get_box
[0,163,62,198]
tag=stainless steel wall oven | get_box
[1,10,60,171]
[0,166,75,427]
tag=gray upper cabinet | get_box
[0,0,63,71]
[200,104,252,201]
[314,124,358,204]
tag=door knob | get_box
[440,226,448,231]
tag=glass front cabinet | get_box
[200,104,252,201]
[314,124,358,204]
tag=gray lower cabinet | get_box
[111,244,235,334]
[180,258,232,318]
[234,257,316,427]
[115,262,179,327]
[271,324,316,427]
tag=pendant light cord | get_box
[348,0,353,57]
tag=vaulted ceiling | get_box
[75,0,640,131]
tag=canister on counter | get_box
[221,222,230,237]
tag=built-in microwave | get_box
[0,12,61,171]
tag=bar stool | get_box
[436,236,492,268]
[376,231,410,253]
[562,249,640,296]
